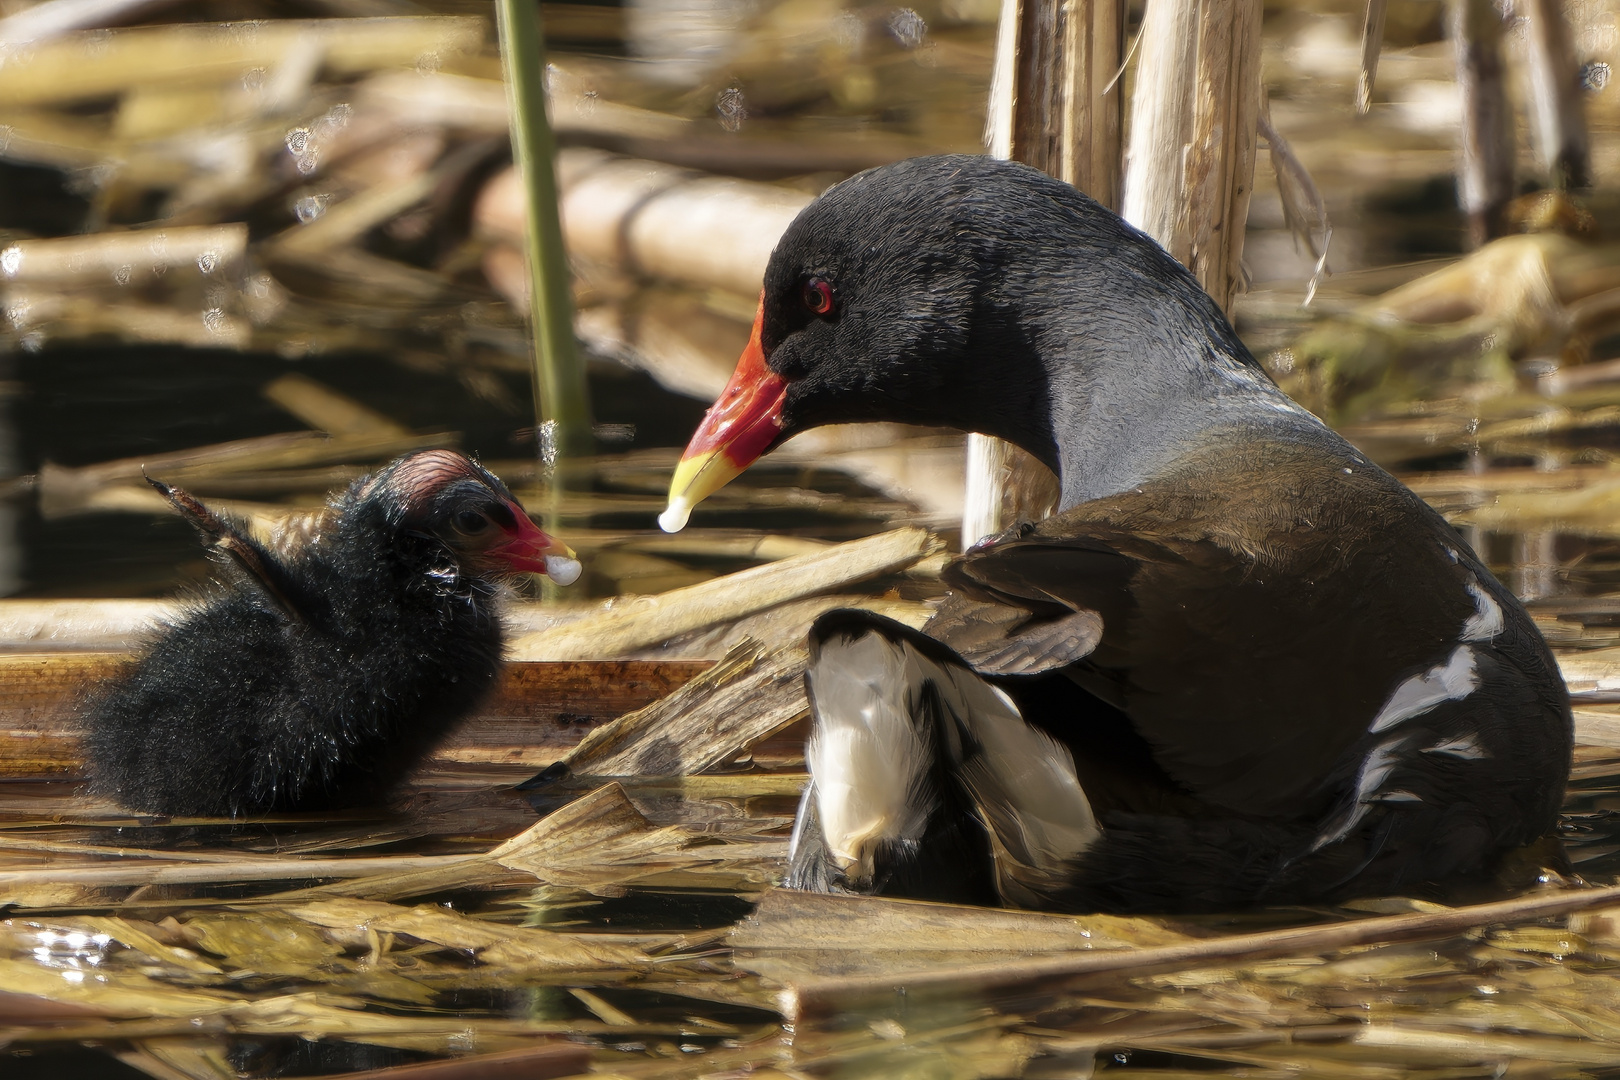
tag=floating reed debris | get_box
[511,526,940,660]
[0,655,708,781]
[555,639,811,777]
[294,1043,592,1080]
[778,883,1620,1020]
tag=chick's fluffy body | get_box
[88,459,512,816]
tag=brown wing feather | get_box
[925,592,1103,677]
[929,445,1478,820]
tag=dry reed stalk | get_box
[0,225,246,286]
[1122,0,1261,312]
[965,0,1117,546]
[0,854,478,892]
[284,899,651,969]
[1452,0,1514,244]
[35,430,457,519]
[509,527,939,661]
[305,1043,593,1080]
[268,171,445,259]
[555,640,809,776]
[2,292,252,349]
[961,435,1059,549]
[8,1014,679,1044]
[1120,0,1198,255]
[1257,98,1332,304]
[33,431,410,492]
[477,149,812,303]
[732,889,1193,984]
[0,17,485,107]
[490,782,784,892]
[260,375,409,439]
[1183,0,1262,314]
[358,68,691,142]
[0,0,178,46]
[1522,0,1591,189]
[0,597,568,652]
[991,0,1125,209]
[571,285,754,401]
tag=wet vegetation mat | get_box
[2,583,1620,1078]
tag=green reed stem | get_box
[495,0,593,462]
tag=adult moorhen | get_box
[88,449,581,817]
[659,155,1572,913]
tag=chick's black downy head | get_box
[350,450,580,586]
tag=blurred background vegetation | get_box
[5,0,1620,609]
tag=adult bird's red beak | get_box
[660,297,788,533]
[487,504,581,585]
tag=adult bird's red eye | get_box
[802,277,834,315]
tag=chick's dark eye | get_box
[453,510,490,534]
[802,277,834,316]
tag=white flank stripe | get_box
[1313,733,1411,849]
[1368,645,1479,733]
[1461,579,1505,643]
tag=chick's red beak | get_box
[487,504,581,585]
[660,297,787,533]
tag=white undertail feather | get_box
[940,667,1100,907]
[804,632,940,883]
[805,626,1099,903]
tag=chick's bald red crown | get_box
[377,450,581,585]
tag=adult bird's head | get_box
[661,155,1098,532]
[660,154,1267,531]
[365,450,581,585]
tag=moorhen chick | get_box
[659,155,1572,913]
[88,449,581,817]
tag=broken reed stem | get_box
[966,0,1107,547]
[785,882,1620,1019]
[495,0,592,462]
[1356,0,1388,114]
[1121,0,1260,313]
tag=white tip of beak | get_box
[658,500,692,534]
[544,553,582,586]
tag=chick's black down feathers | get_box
[88,450,568,816]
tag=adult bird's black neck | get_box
[977,218,1328,511]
